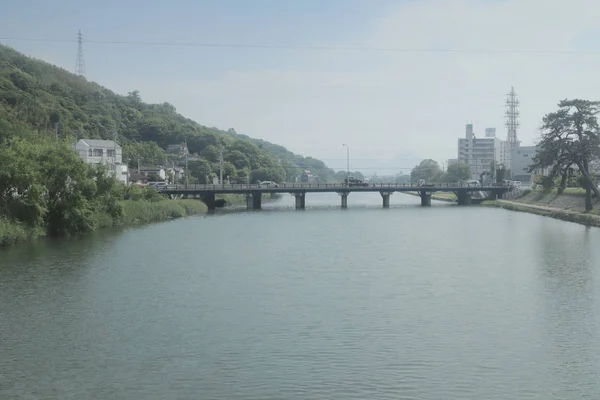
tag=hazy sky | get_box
[3,0,600,174]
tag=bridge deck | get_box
[161,183,510,194]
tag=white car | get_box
[259,181,279,188]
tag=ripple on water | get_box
[1,194,600,399]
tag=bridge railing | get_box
[164,182,512,191]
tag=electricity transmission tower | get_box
[505,86,520,149]
[75,29,86,77]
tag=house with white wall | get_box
[139,166,167,181]
[73,139,128,185]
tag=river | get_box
[1,193,600,399]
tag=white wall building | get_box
[73,139,128,185]
[511,145,543,182]
[458,124,506,179]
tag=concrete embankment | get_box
[405,192,457,203]
[483,190,600,227]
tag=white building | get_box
[458,124,506,179]
[511,145,545,182]
[73,139,129,185]
[139,166,167,181]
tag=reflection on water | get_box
[1,193,600,399]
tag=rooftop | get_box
[78,139,121,148]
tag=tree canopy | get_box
[0,137,125,236]
[443,162,471,182]
[410,159,443,182]
[529,99,600,210]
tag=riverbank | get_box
[483,190,600,227]
[218,193,283,206]
[0,199,208,249]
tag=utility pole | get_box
[219,146,224,186]
[113,132,118,178]
[342,144,349,185]
[55,122,59,141]
[184,138,189,187]
[75,29,86,77]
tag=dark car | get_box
[344,177,369,187]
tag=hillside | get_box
[0,43,336,183]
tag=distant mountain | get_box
[0,43,335,183]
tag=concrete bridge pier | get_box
[245,191,262,210]
[338,192,349,208]
[380,192,392,208]
[419,191,432,207]
[201,193,216,210]
[457,192,472,206]
[293,193,306,209]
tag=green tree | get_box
[443,162,471,182]
[222,161,238,181]
[188,159,212,184]
[411,159,443,182]
[529,99,600,211]
[122,141,167,168]
[0,137,46,227]
[251,167,286,183]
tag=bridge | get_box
[161,183,512,210]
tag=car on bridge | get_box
[259,181,279,188]
[344,177,369,187]
[147,182,169,191]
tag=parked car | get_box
[259,181,279,188]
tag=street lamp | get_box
[342,144,349,185]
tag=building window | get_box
[88,149,93,156]
[93,149,103,157]
[107,149,115,157]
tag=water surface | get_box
[1,193,599,399]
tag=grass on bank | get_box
[0,218,44,248]
[484,199,600,227]
[100,199,208,227]
[1,199,208,249]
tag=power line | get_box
[2,36,600,55]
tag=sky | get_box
[3,0,600,174]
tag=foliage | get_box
[123,185,165,202]
[334,170,365,182]
[118,199,207,225]
[188,159,212,184]
[0,44,336,186]
[221,161,238,181]
[225,130,338,182]
[0,137,126,237]
[0,218,44,248]
[529,99,600,210]
[251,167,286,183]
[122,141,169,168]
[442,162,471,182]
[410,159,443,182]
